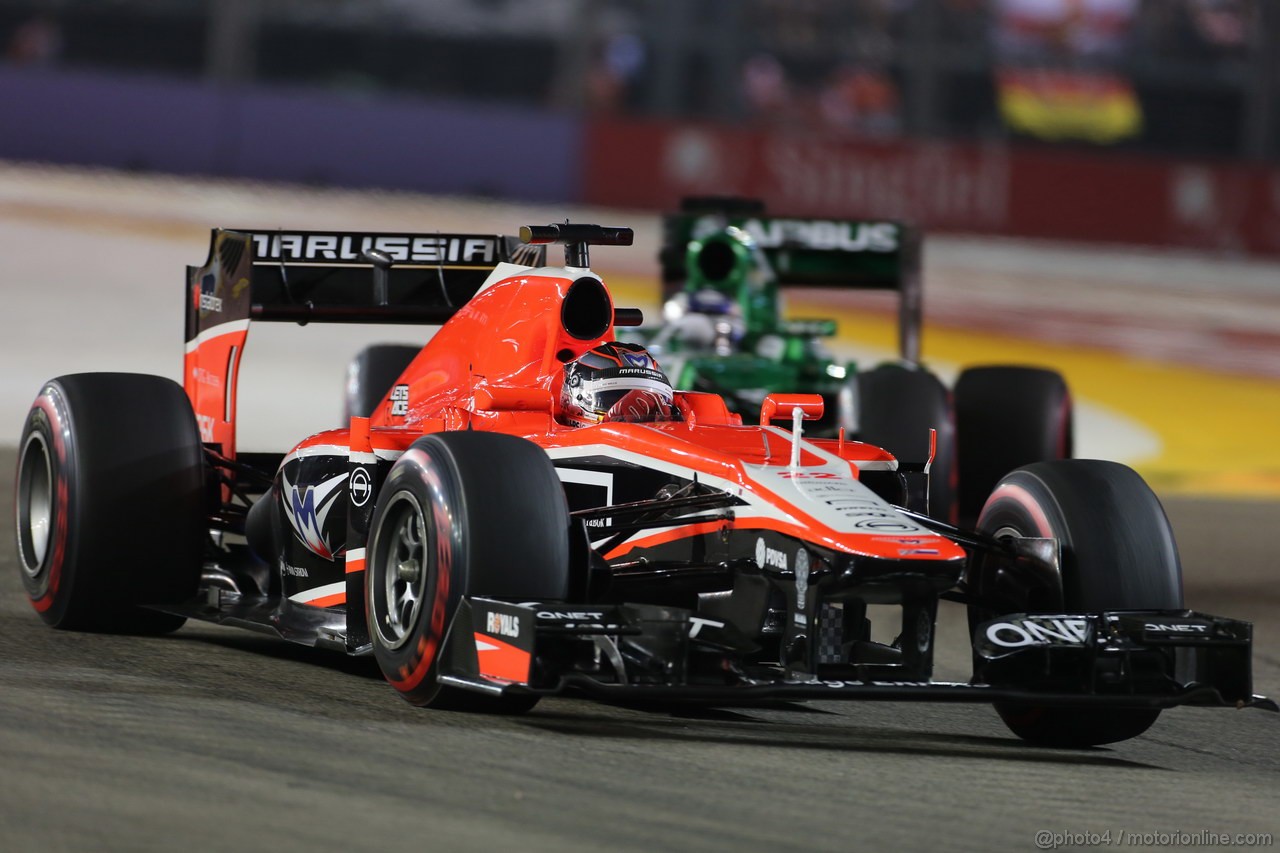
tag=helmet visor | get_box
[582,377,677,423]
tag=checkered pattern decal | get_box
[817,602,846,664]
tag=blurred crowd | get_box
[725,0,1257,144]
[1,0,1270,157]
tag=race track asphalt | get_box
[1,447,1277,853]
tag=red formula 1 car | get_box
[14,223,1274,747]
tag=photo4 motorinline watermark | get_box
[1036,829,1273,849]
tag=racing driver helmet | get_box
[557,342,680,427]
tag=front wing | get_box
[436,598,1278,712]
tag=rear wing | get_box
[186,228,545,340]
[659,199,922,363]
[184,228,543,456]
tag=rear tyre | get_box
[954,366,1072,527]
[367,431,571,712]
[974,460,1182,747]
[343,343,421,422]
[15,374,205,633]
[855,364,957,523]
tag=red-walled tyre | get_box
[366,431,570,711]
[974,460,1182,747]
[14,374,205,633]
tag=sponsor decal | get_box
[536,610,606,621]
[390,384,409,417]
[281,470,348,561]
[1144,622,1209,633]
[533,609,623,631]
[687,616,724,638]
[196,413,216,442]
[794,548,810,609]
[349,467,372,507]
[485,612,521,638]
[853,519,919,532]
[195,272,223,316]
[760,138,1009,227]
[281,563,309,578]
[778,471,838,479]
[781,477,929,535]
[985,617,1090,648]
[250,233,499,265]
[898,548,940,556]
[191,366,222,389]
[742,218,899,253]
[622,351,652,369]
[755,536,788,570]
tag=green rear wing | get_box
[659,199,923,364]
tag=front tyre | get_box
[367,431,571,711]
[974,460,1182,747]
[15,374,205,633]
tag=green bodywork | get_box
[642,207,921,429]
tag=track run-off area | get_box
[1,164,1277,851]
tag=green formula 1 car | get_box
[638,198,1074,525]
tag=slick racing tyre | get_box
[855,364,957,523]
[974,460,1182,747]
[15,374,205,633]
[954,366,1072,527]
[342,343,421,422]
[366,431,571,712]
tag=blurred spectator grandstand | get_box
[0,0,1273,159]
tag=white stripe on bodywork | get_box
[761,425,897,472]
[282,443,349,465]
[184,319,251,353]
[288,581,345,604]
[543,442,799,528]
[555,467,614,508]
[752,427,930,536]
[476,264,599,295]
[547,432,934,548]
[282,443,404,467]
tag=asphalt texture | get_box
[1,448,1277,852]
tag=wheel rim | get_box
[991,525,1023,542]
[16,431,53,579]
[373,492,429,650]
